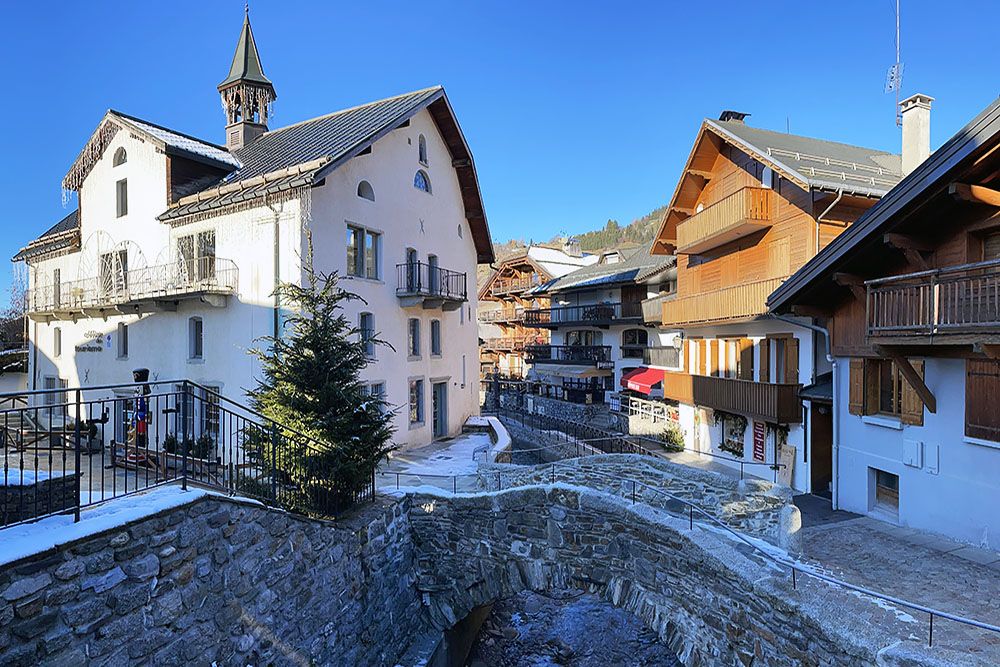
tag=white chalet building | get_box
[13,14,493,449]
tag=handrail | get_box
[866,257,1000,285]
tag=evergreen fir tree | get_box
[247,270,395,514]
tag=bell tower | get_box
[218,8,276,151]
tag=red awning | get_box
[620,367,663,395]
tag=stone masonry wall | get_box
[0,495,427,667]
[480,454,800,551]
[1,473,81,526]
[408,485,945,667]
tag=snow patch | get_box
[0,468,68,486]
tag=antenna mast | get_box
[885,0,904,126]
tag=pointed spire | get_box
[218,10,273,89]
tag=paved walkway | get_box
[376,431,491,493]
[795,495,1000,661]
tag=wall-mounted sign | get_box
[752,421,766,462]
[596,361,614,370]
[75,332,105,353]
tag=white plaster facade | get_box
[22,107,483,450]
[833,356,1000,550]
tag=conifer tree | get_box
[248,270,395,513]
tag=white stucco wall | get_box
[834,356,1000,549]
[25,107,482,452]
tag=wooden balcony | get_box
[866,259,1000,345]
[641,293,671,324]
[524,301,642,328]
[660,277,787,327]
[676,187,774,255]
[662,372,802,423]
[643,346,681,368]
[481,335,544,352]
[478,307,525,324]
[491,275,541,296]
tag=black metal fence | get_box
[524,344,612,364]
[0,379,375,528]
[395,262,467,300]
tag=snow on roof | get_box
[526,246,599,277]
[112,112,242,169]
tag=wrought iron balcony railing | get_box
[396,262,467,303]
[525,344,612,365]
[27,257,239,315]
[866,259,1000,341]
[524,301,643,327]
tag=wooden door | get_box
[810,404,833,496]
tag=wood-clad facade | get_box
[768,95,1000,548]
[648,114,895,492]
[477,255,551,379]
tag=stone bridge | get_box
[0,483,971,666]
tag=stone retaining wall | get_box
[0,495,427,667]
[480,453,800,551]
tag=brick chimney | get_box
[900,93,934,176]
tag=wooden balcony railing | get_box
[866,259,1000,341]
[524,301,642,327]
[525,344,612,365]
[491,275,542,296]
[643,346,681,368]
[641,293,672,324]
[662,372,802,423]
[676,186,774,254]
[660,276,788,327]
[481,335,545,352]
[478,307,525,323]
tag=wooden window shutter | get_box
[900,360,925,426]
[699,339,708,375]
[784,337,799,383]
[966,359,1000,441]
[864,360,880,416]
[739,338,754,381]
[985,232,1000,261]
[709,340,720,377]
[759,339,770,383]
[682,339,690,372]
[848,358,865,415]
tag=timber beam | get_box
[833,273,867,303]
[950,183,1000,207]
[790,304,832,319]
[974,343,1000,359]
[877,346,937,413]
[883,233,933,271]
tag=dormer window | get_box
[414,170,431,193]
[113,147,127,166]
[418,134,428,165]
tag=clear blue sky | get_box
[1,1,997,298]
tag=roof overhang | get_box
[768,96,1000,313]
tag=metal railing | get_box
[610,392,678,425]
[524,301,643,327]
[27,257,239,313]
[676,186,773,253]
[866,258,1000,338]
[525,344,612,364]
[0,380,375,528]
[396,262,467,301]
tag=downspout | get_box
[815,189,844,254]
[769,313,839,508]
[268,204,282,342]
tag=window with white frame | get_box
[117,322,128,359]
[188,317,204,360]
[116,179,128,217]
[346,225,381,279]
[53,327,61,358]
[409,379,424,424]
[408,318,420,357]
[360,312,376,359]
[430,320,441,356]
[176,230,216,281]
[201,385,221,439]
[364,382,386,413]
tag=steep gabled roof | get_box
[219,12,273,89]
[158,86,494,263]
[768,96,1000,313]
[652,116,902,254]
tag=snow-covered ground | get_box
[377,430,493,493]
[0,484,211,567]
[0,468,67,486]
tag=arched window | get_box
[622,328,648,359]
[113,147,127,166]
[413,170,431,193]
[418,134,428,164]
[357,180,375,201]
